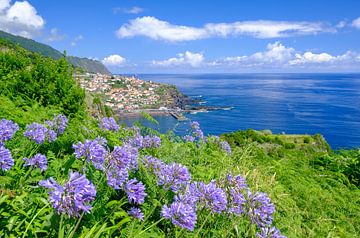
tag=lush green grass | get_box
[1,39,359,237]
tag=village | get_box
[74,73,186,112]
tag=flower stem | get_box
[68,212,84,238]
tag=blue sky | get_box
[1,0,360,73]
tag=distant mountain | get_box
[0,30,110,75]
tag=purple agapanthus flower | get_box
[39,171,96,217]
[0,146,14,171]
[174,182,199,207]
[197,180,227,213]
[256,226,286,238]
[24,123,56,144]
[157,163,191,192]
[183,135,195,143]
[106,167,128,189]
[23,153,48,171]
[220,141,232,154]
[126,134,143,149]
[225,175,249,216]
[127,207,144,221]
[247,192,275,228]
[0,119,19,145]
[124,179,147,204]
[141,156,165,174]
[142,135,161,148]
[190,121,200,130]
[45,114,68,135]
[99,117,120,132]
[109,145,138,171]
[161,201,197,231]
[73,137,108,170]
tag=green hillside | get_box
[0,30,110,74]
[0,41,359,237]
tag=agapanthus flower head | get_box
[247,192,275,227]
[256,226,286,238]
[193,129,204,140]
[73,137,108,170]
[0,119,19,145]
[174,182,199,207]
[99,117,120,132]
[45,114,68,135]
[106,167,128,189]
[225,174,249,216]
[183,135,195,143]
[161,201,197,231]
[141,156,165,174]
[0,146,14,171]
[127,207,144,221]
[226,174,248,191]
[190,121,200,130]
[24,122,56,144]
[126,134,143,149]
[157,163,191,192]
[220,141,232,154]
[142,135,161,148]
[197,180,227,213]
[124,178,147,204]
[108,145,138,171]
[23,153,48,171]
[39,171,96,217]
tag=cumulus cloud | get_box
[102,54,126,66]
[116,16,334,42]
[152,51,204,67]
[70,35,83,47]
[113,6,144,14]
[207,42,360,70]
[352,17,360,29]
[45,28,66,42]
[0,0,45,38]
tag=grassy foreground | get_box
[0,39,359,237]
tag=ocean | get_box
[119,74,360,149]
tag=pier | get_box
[169,111,187,121]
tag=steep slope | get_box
[0,30,110,74]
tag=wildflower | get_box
[247,192,275,227]
[127,207,144,221]
[45,114,68,135]
[157,163,191,192]
[106,167,128,189]
[225,175,248,216]
[183,135,195,142]
[220,141,232,154]
[24,123,56,144]
[124,179,147,204]
[39,171,96,217]
[142,156,165,174]
[197,180,227,213]
[142,135,161,148]
[126,134,143,149]
[193,129,204,139]
[161,201,197,231]
[190,121,200,130]
[99,117,119,131]
[256,226,286,238]
[73,137,108,170]
[108,145,138,171]
[0,146,14,171]
[174,182,199,207]
[23,153,48,171]
[0,119,19,145]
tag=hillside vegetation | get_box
[0,41,359,238]
[0,30,110,74]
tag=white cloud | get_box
[45,28,66,42]
[70,34,83,47]
[113,6,144,14]
[352,17,360,29]
[0,0,45,38]
[336,20,347,28]
[152,51,204,67]
[207,42,360,70]
[116,16,334,42]
[102,54,126,66]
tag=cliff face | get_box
[0,30,110,75]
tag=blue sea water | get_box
[119,74,360,149]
